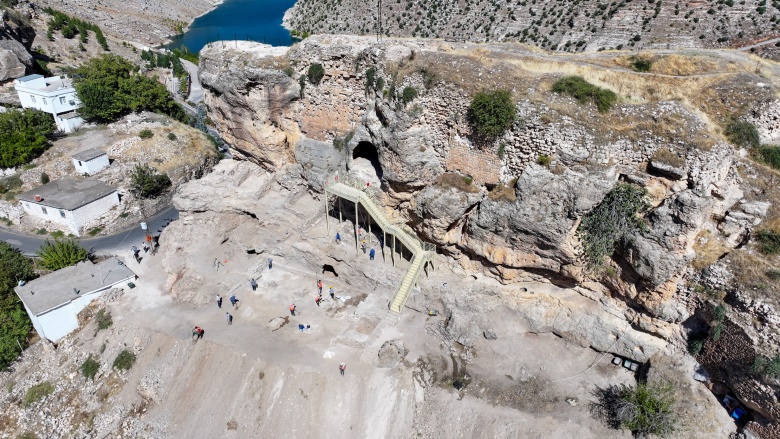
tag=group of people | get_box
[216,293,240,324]
[335,225,377,261]
[314,280,337,306]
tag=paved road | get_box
[0,205,179,257]
[738,36,780,51]
[181,59,203,104]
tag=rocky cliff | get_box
[284,0,780,53]
[0,7,34,81]
[198,36,780,436]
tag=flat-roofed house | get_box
[17,177,119,236]
[72,148,109,175]
[14,259,136,342]
[13,74,84,133]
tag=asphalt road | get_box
[0,205,179,256]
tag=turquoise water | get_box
[164,0,298,52]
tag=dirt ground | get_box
[75,162,638,438]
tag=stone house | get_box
[72,148,110,175]
[13,74,84,133]
[14,259,136,342]
[17,177,120,236]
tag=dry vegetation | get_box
[434,172,479,193]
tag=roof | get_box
[72,148,107,162]
[17,177,116,211]
[15,259,136,316]
[17,74,43,82]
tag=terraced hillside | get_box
[284,0,780,52]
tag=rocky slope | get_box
[284,0,780,53]
[198,35,780,436]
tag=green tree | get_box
[0,109,56,168]
[0,242,36,370]
[130,164,172,199]
[467,89,517,140]
[552,76,618,113]
[73,54,185,123]
[577,183,649,268]
[37,238,89,271]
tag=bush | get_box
[138,129,154,139]
[537,154,551,166]
[724,119,760,149]
[467,89,517,140]
[73,54,185,123]
[307,63,325,85]
[552,76,618,113]
[23,381,54,407]
[0,242,36,370]
[577,183,648,267]
[167,132,177,141]
[757,145,780,170]
[130,164,171,199]
[0,109,56,169]
[401,86,418,104]
[756,229,780,254]
[630,56,653,72]
[113,349,136,371]
[39,172,50,185]
[81,356,100,381]
[687,335,706,356]
[298,75,306,98]
[37,238,89,271]
[591,382,678,437]
[95,309,112,331]
[753,355,780,379]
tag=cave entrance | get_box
[352,141,383,182]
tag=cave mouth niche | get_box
[352,141,384,182]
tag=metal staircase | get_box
[325,179,435,314]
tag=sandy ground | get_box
[91,166,636,439]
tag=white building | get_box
[14,259,136,342]
[17,177,120,236]
[13,74,84,133]
[72,148,110,175]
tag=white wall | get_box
[72,155,109,175]
[21,191,119,236]
[17,90,80,115]
[56,114,84,134]
[36,304,79,342]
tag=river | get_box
[165,0,298,52]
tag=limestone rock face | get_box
[0,10,34,81]
[295,137,345,192]
[462,164,617,277]
[412,184,482,244]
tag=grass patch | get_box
[755,229,780,254]
[756,145,780,170]
[81,356,100,381]
[551,76,617,113]
[138,129,154,139]
[50,230,65,238]
[537,154,551,167]
[753,355,780,379]
[724,119,759,149]
[651,147,686,169]
[119,212,130,218]
[112,349,136,371]
[434,173,479,193]
[487,178,518,202]
[95,309,112,332]
[35,228,47,235]
[23,381,54,407]
[87,226,103,236]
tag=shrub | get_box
[81,356,100,381]
[630,56,653,72]
[755,229,780,254]
[39,172,50,185]
[591,382,678,437]
[767,268,780,280]
[129,164,171,199]
[113,349,136,371]
[332,131,354,151]
[167,132,177,141]
[307,63,325,85]
[724,119,760,149]
[537,154,551,166]
[712,322,723,341]
[95,309,112,331]
[0,175,22,193]
[434,173,479,193]
[757,145,780,170]
[753,355,780,379]
[467,89,517,140]
[0,243,35,371]
[577,183,649,268]
[687,334,706,356]
[0,109,56,168]
[552,76,617,113]
[37,238,89,271]
[50,230,64,238]
[23,381,54,407]
[138,129,154,139]
[401,86,418,104]
[298,75,306,98]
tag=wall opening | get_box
[352,141,383,180]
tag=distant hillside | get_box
[284,0,780,53]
